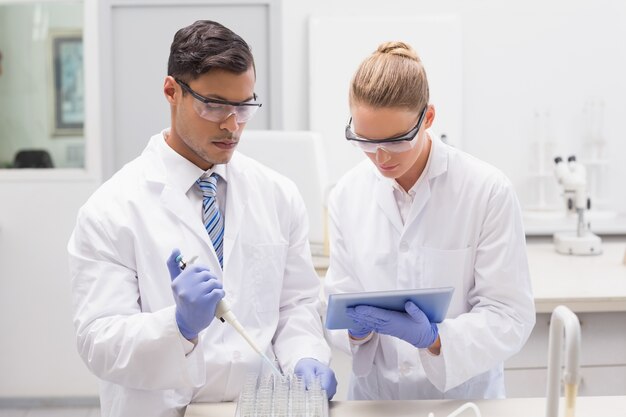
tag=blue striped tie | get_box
[197,174,225,268]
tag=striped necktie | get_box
[197,173,225,268]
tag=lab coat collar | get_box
[143,130,196,186]
[142,130,246,273]
[425,130,449,180]
[141,132,216,269]
[371,130,449,234]
[373,180,404,235]
[152,129,228,191]
[220,153,248,271]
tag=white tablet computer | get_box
[325,287,454,330]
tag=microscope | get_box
[553,156,602,255]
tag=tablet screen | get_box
[325,287,454,330]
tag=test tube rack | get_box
[235,373,329,417]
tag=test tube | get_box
[236,374,258,417]
[291,374,307,416]
[274,375,290,417]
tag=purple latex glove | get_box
[294,358,338,400]
[167,249,225,340]
[346,301,438,349]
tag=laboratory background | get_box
[0,0,625,415]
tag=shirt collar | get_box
[158,129,228,194]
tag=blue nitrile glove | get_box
[294,358,338,400]
[346,311,374,340]
[167,249,225,340]
[346,301,438,349]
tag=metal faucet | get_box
[546,305,582,417]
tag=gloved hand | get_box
[167,249,225,340]
[346,301,438,349]
[294,358,338,400]
[346,311,374,340]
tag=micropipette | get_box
[175,254,282,377]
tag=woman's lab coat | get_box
[68,133,330,417]
[324,134,535,400]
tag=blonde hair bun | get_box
[350,40,429,110]
[376,41,420,62]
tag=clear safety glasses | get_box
[345,106,427,154]
[176,78,262,123]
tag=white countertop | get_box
[313,240,626,314]
[523,211,626,236]
[527,240,626,313]
[186,396,626,417]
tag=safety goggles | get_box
[175,78,262,123]
[345,106,427,153]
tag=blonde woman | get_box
[324,42,535,400]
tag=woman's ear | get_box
[424,104,436,129]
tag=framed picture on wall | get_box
[50,30,84,136]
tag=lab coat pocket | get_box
[242,242,288,313]
[421,246,473,317]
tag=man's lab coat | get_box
[69,133,330,417]
[324,134,535,400]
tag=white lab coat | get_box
[324,133,535,400]
[69,133,330,417]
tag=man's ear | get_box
[164,76,178,105]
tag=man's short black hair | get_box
[168,20,254,82]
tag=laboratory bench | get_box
[186,396,626,417]
[313,239,626,398]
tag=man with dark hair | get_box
[68,20,336,416]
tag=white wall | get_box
[0,0,101,402]
[0,2,84,169]
[280,0,626,216]
[0,180,99,398]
